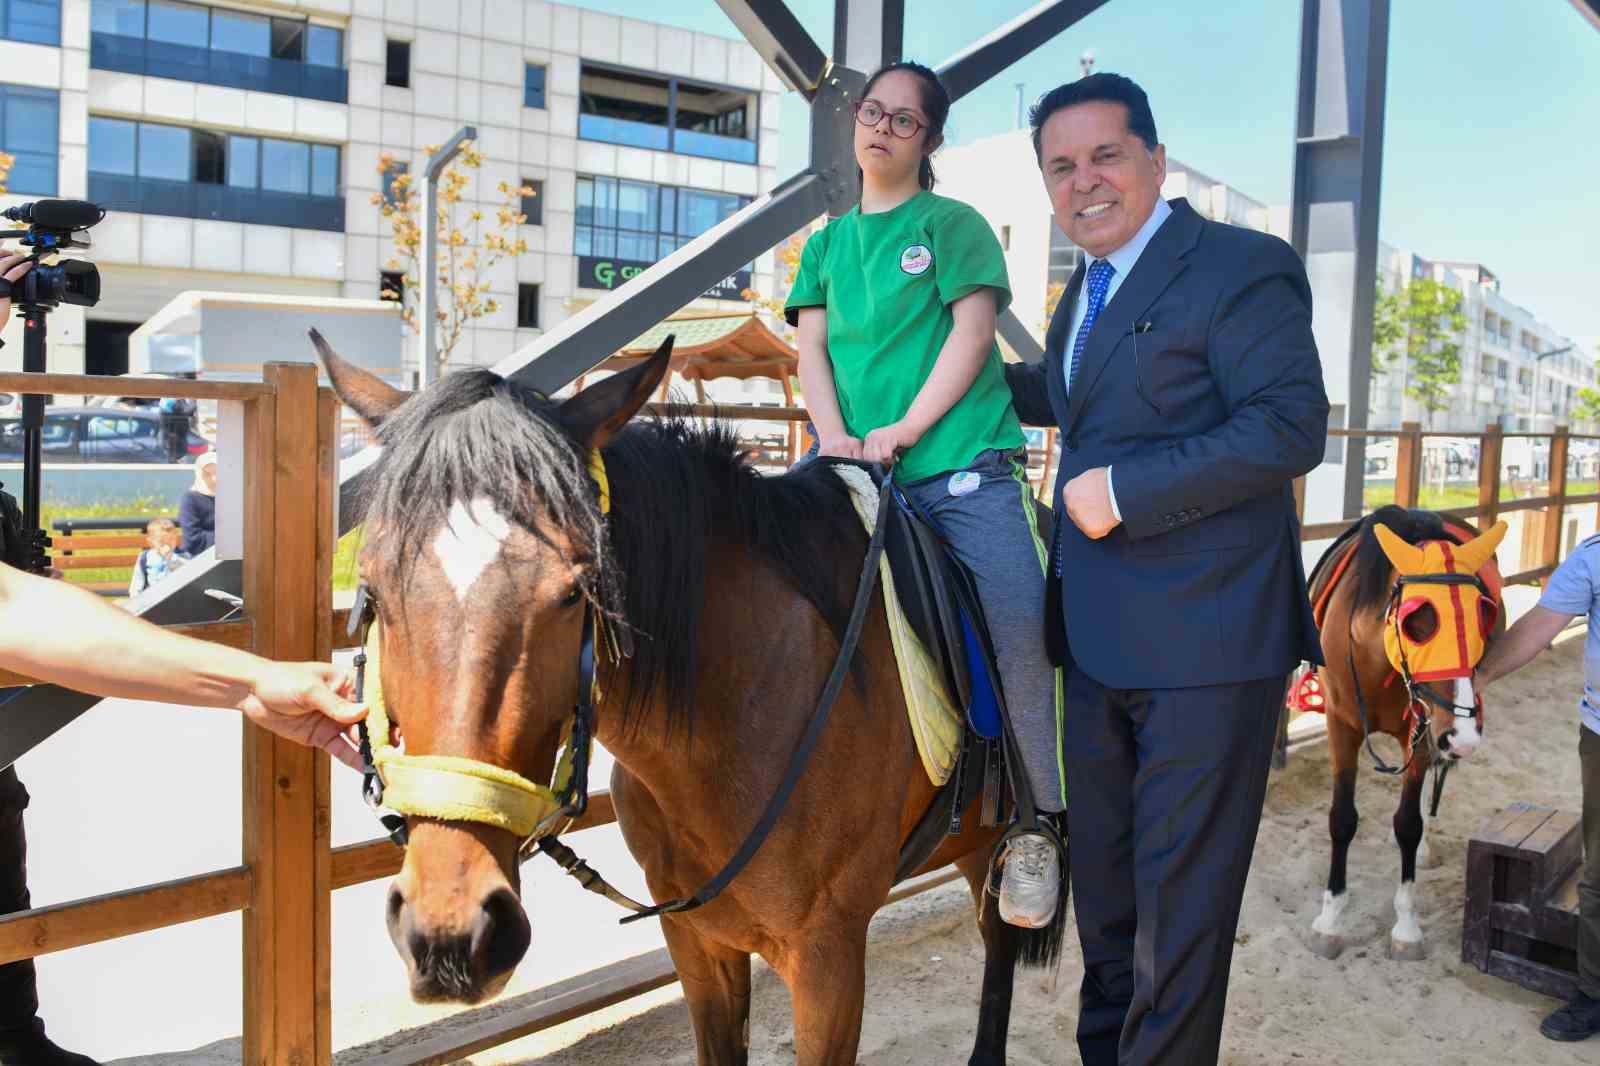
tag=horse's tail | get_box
[980,838,1071,970]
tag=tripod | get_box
[15,302,52,574]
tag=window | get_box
[1,0,59,45]
[524,63,546,109]
[88,116,343,230]
[386,39,409,88]
[999,225,1011,251]
[382,161,408,206]
[1047,218,1080,284]
[520,178,542,226]
[379,271,404,302]
[574,176,751,296]
[91,1,346,103]
[579,65,758,164]
[517,284,540,329]
[0,84,57,194]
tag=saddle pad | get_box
[833,464,964,786]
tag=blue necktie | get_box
[1067,259,1116,392]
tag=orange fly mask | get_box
[1372,521,1507,684]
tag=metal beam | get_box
[0,556,241,770]
[936,0,1112,103]
[497,172,828,393]
[716,0,829,97]
[810,63,867,216]
[1289,0,1390,524]
[835,0,904,73]
[997,308,1045,365]
[1573,0,1600,33]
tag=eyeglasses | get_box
[853,100,924,139]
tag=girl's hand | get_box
[862,422,919,466]
[818,434,865,460]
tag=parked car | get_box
[0,407,209,463]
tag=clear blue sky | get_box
[572,0,1600,349]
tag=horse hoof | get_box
[1308,931,1344,960]
[1388,936,1426,961]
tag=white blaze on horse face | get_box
[1311,889,1348,937]
[1451,676,1481,756]
[1391,880,1423,945]
[432,498,512,602]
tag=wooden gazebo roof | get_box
[595,310,798,384]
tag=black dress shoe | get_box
[0,1020,100,1066]
[1540,989,1600,1042]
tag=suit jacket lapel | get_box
[1061,199,1204,435]
[1043,263,1084,430]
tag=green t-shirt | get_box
[785,190,1025,482]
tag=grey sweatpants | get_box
[902,448,1064,813]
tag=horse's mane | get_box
[355,368,861,738]
[1350,504,1464,613]
[602,415,861,736]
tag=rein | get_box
[352,449,897,925]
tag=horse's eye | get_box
[561,585,583,608]
[1398,598,1439,644]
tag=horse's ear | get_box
[1454,521,1508,575]
[1373,522,1426,577]
[309,328,408,427]
[558,336,673,450]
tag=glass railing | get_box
[91,33,347,104]
[88,172,345,232]
[578,114,758,165]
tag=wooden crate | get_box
[1462,802,1584,999]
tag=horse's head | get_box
[314,330,669,1003]
[1372,519,1507,759]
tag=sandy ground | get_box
[96,624,1592,1065]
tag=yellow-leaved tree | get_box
[372,143,532,380]
[741,230,808,342]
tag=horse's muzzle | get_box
[387,882,531,1004]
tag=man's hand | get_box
[818,434,865,460]
[1063,467,1120,539]
[238,661,366,771]
[0,252,32,319]
[862,421,921,466]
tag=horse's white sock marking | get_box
[1391,880,1423,944]
[432,498,511,601]
[1312,889,1348,936]
[1451,677,1481,755]
[1417,815,1433,866]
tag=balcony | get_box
[91,32,347,104]
[88,172,344,232]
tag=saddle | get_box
[830,462,1053,884]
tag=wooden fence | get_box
[6,394,1594,1065]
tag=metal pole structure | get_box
[1572,0,1600,33]
[1528,345,1574,431]
[1289,0,1391,524]
[417,125,476,387]
[835,0,904,72]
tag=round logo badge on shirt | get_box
[900,243,933,276]
[948,471,981,497]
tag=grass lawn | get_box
[1362,479,1598,512]
[45,498,177,591]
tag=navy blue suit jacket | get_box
[1006,199,1327,689]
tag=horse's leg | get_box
[782,925,869,1066]
[957,847,1019,1066]
[1388,757,1429,961]
[1310,715,1361,959]
[660,919,753,1066]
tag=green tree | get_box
[1372,278,1469,426]
[1574,385,1600,426]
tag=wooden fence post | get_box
[1478,422,1503,527]
[242,364,334,1066]
[1542,425,1570,577]
[1395,422,1423,509]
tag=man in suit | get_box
[1004,74,1328,1065]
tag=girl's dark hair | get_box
[861,61,950,191]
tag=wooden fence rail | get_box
[5,401,1598,1064]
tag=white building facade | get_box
[1369,247,1594,432]
[0,0,783,379]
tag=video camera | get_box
[0,199,103,309]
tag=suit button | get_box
[1064,435,1078,452]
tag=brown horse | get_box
[1303,504,1505,961]
[315,335,1067,1065]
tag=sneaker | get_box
[997,831,1060,929]
[0,1020,101,1066]
[1541,990,1600,1042]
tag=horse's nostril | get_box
[471,887,531,981]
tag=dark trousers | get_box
[1582,725,1600,1000]
[1063,669,1282,1066]
[0,766,35,1030]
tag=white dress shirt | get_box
[1062,197,1174,520]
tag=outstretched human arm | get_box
[1475,606,1577,688]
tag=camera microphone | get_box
[2,200,106,232]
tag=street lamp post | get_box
[418,126,477,387]
[1527,343,1574,431]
